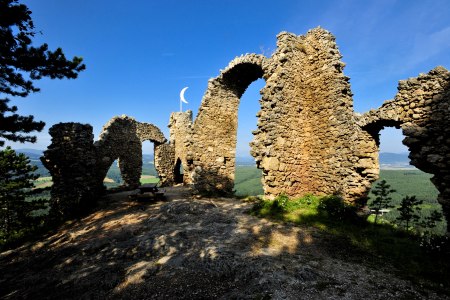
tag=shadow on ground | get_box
[0,186,447,299]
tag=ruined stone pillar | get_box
[168,111,195,185]
[41,123,100,218]
[154,143,175,186]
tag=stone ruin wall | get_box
[41,116,166,218]
[154,143,175,186]
[251,29,376,201]
[41,123,100,218]
[357,67,450,222]
[175,28,378,201]
[169,27,449,224]
[40,27,450,227]
[187,54,267,195]
[169,111,195,185]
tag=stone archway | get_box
[186,54,268,195]
[42,116,167,218]
[357,67,450,224]
[94,116,167,189]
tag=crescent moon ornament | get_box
[180,87,189,104]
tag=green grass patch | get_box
[140,175,159,184]
[234,166,263,196]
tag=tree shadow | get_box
[0,186,448,299]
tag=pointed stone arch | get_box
[187,54,269,194]
[94,116,166,188]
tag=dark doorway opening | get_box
[174,158,184,184]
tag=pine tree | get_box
[396,195,423,231]
[370,179,395,225]
[420,210,444,233]
[0,147,46,237]
[0,0,85,146]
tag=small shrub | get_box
[419,210,444,234]
[251,198,266,211]
[271,193,289,213]
[318,195,357,221]
[302,193,315,205]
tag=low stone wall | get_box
[154,143,175,186]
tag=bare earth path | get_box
[0,187,448,299]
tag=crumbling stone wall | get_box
[42,123,100,218]
[42,116,166,218]
[174,28,376,200]
[170,28,449,226]
[42,27,449,228]
[251,29,372,200]
[169,111,195,185]
[187,54,267,195]
[94,116,166,188]
[357,67,450,222]
[154,143,175,186]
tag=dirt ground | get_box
[0,187,448,299]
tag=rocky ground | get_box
[0,186,448,299]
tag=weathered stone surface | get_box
[170,28,377,201]
[41,123,100,218]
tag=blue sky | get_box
[6,0,450,155]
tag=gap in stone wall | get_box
[174,158,184,184]
[368,127,445,234]
[142,140,159,185]
[105,160,122,189]
[234,78,265,197]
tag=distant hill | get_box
[14,149,49,177]
[10,148,413,177]
[236,156,256,166]
[379,152,409,164]
[15,148,44,159]
[236,153,413,169]
[379,152,413,169]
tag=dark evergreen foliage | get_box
[396,195,423,231]
[0,147,46,238]
[0,0,85,146]
[370,179,395,225]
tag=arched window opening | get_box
[234,78,265,197]
[368,127,445,234]
[174,158,184,184]
[141,140,159,185]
